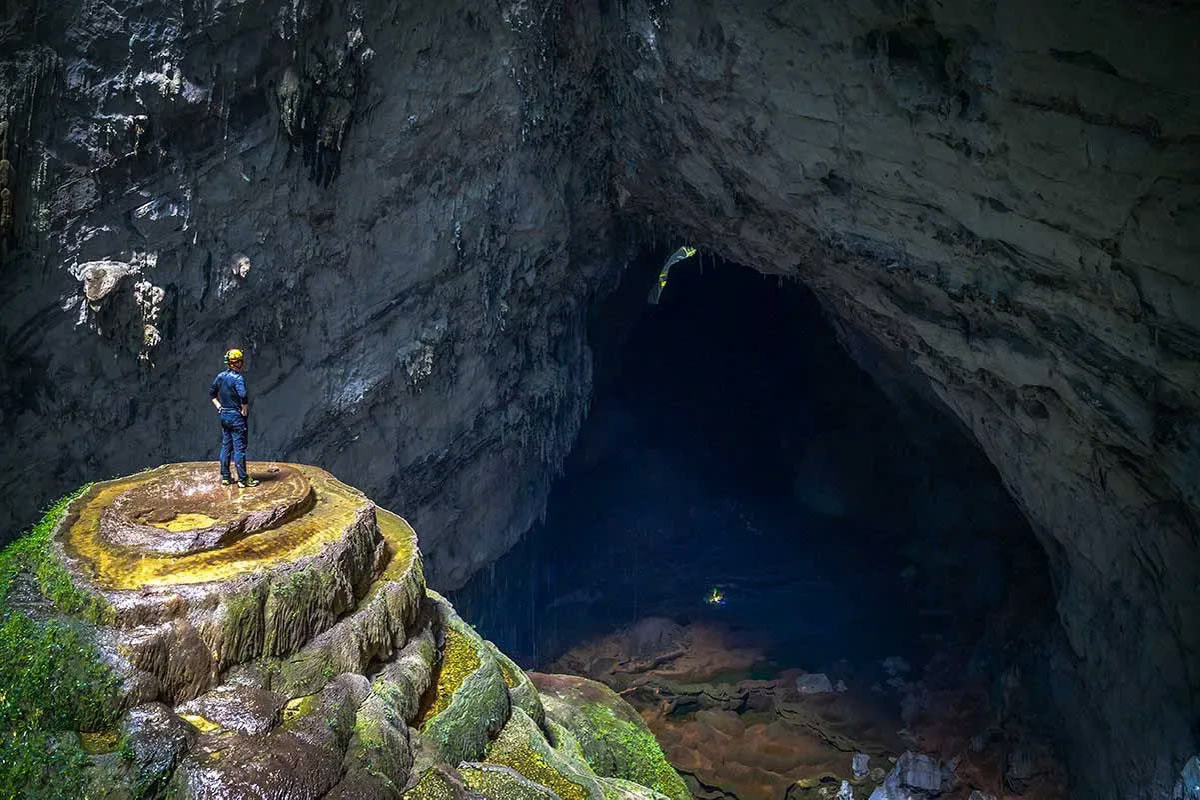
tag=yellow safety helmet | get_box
[224,348,244,366]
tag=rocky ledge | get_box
[0,462,687,800]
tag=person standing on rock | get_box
[210,348,260,488]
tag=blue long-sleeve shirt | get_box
[210,369,248,411]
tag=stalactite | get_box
[0,118,11,242]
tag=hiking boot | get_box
[220,477,234,486]
[238,477,261,488]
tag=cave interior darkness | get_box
[451,246,1065,781]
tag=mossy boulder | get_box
[0,489,122,800]
[530,674,690,800]
[335,692,414,797]
[401,764,479,800]
[484,707,607,800]
[486,640,547,729]
[544,715,670,800]
[416,591,511,765]
[0,468,688,800]
[459,763,562,800]
[372,613,438,725]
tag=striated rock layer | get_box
[591,5,1200,796]
[1,463,685,800]
[0,1,1197,796]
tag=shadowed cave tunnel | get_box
[2,0,1196,796]
[451,250,1066,798]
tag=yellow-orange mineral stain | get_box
[60,465,369,590]
[179,713,223,733]
[376,508,418,582]
[150,512,220,531]
[79,730,121,754]
[416,627,482,729]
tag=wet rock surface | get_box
[551,619,1067,800]
[1,1,1197,796]
[530,672,692,800]
[99,463,314,555]
[176,685,286,736]
[0,464,684,800]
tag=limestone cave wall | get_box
[0,0,1196,797]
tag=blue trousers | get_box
[219,411,248,480]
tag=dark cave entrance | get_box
[452,250,1066,794]
[455,252,1051,669]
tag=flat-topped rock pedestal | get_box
[6,463,687,800]
[42,463,418,705]
[98,463,314,555]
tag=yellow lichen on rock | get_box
[377,508,419,583]
[178,713,222,734]
[459,763,562,800]
[0,463,687,800]
[56,463,368,589]
[78,730,121,754]
[417,592,511,766]
[281,694,319,724]
[418,628,483,728]
[150,512,220,532]
[404,767,461,800]
[485,708,604,800]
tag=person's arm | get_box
[237,374,249,417]
[210,376,222,412]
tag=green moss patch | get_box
[416,627,481,728]
[531,674,689,800]
[580,703,688,800]
[459,763,562,800]
[485,709,604,800]
[417,592,510,766]
[0,489,120,800]
[0,486,110,622]
[403,767,460,800]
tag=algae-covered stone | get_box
[176,684,284,735]
[403,763,489,800]
[374,614,438,724]
[417,591,511,765]
[166,674,366,799]
[485,707,607,800]
[343,690,417,791]
[119,702,197,796]
[460,762,562,800]
[82,704,192,798]
[486,640,546,729]
[599,777,674,800]
[530,674,690,800]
